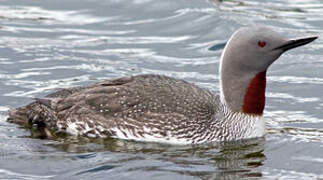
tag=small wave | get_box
[75,164,117,175]
[0,6,111,25]
[268,92,321,103]
[0,169,54,180]
[268,76,323,84]
[264,166,323,179]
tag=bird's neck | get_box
[242,71,266,115]
[220,69,267,116]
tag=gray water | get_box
[0,0,323,179]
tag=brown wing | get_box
[9,74,220,139]
[53,75,219,137]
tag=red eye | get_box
[258,41,266,47]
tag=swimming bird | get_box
[7,26,317,144]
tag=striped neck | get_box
[213,103,266,141]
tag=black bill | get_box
[273,36,318,51]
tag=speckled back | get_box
[52,75,220,141]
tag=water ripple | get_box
[0,72,51,79]
[0,169,54,180]
[0,6,111,25]
[266,110,323,124]
[75,36,192,45]
[269,75,323,84]
[4,75,91,97]
[264,168,323,179]
[268,92,321,103]
[75,164,117,175]
[0,0,323,179]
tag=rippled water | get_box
[0,0,323,179]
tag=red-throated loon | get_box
[7,26,317,144]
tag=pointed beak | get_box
[273,36,318,52]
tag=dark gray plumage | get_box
[8,75,230,143]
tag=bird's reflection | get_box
[48,137,265,180]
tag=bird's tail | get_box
[7,100,59,138]
[8,106,31,126]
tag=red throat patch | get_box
[242,71,266,115]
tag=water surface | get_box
[1,0,323,179]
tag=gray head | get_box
[218,26,317,115]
